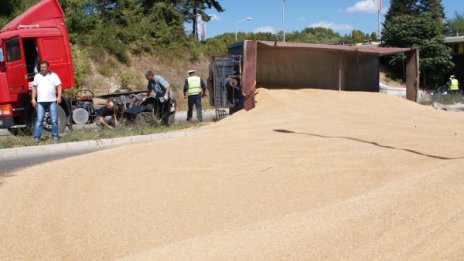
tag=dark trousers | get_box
[187,94,202,121]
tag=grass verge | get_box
[0,122,206,149]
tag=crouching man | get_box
[97,100,119,130]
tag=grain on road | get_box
[1,88,464,260]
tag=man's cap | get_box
[187,70,196,74]
[450,75,455,78]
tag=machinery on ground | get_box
[94,91,176,128]
[71,90,97,125]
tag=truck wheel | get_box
[162,112,175,126]
[58,106,67,132]
[29,106,67,134]
[162,99,176,126]
[42,106,67,133]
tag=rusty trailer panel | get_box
[406,49,420,101]
[227,40,419,111]
[255,41,413,57]
[242,41,257,111]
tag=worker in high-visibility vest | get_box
[183,69,207,122]
[448,75,459,95]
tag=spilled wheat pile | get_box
[1,88,464,260]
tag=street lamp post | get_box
[235,17,252,41]
[282,0,286,42]
[377,12,380,41]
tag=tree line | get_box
[0,0,460,88]
[0,0,225,63]
[447,12,464,35]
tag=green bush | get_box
[119,71,136,88]
[71,46,91,88]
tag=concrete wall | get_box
[255,44,379,92]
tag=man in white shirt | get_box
[31,61,62,142]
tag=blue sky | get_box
[203,0,464,38]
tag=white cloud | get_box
[346,0,377,14]
[209,14,221,21]
[253,26,276,34]
[309,21,354,31]
[298,16,307,22]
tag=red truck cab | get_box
[0,0,75,131]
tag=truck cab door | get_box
[36,37,72,88]
[5,38,28,94]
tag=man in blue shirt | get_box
[145,71,172,119]
[145,70,171,102]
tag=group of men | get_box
[97,69,207,130]
[31,63,207,141]
[145,69,207,122]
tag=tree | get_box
[0,0,36,27]
[420,38,454,85]
[385,0,419,22]
[177,0,224,39]
[383,14,444,47]
[351,29,366,43]
[383,12,453,87]
[295,27,342,44]
[447,11,464,35]
[418,0,445,22]
[0,0,16,17]
[60,0,99,40]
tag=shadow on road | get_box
[0,149,96,178]
[274,129,464,161]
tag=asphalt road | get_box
[0,109,222,175]
[0,149,98,176]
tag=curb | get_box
[0,130,202,161]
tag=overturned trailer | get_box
[209,40,419,112]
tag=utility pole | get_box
[282,0,286,42]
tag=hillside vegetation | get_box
[1,0,457,93]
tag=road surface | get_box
[0,149,96,176]
[0,110,219,174]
